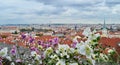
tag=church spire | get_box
[102,18,108,37]
[103,18,106,29]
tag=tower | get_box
[75,25,77,30]
[102,18,108,37]
[49,21,52,27]
[103,19,106,29]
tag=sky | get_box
[0,0,120,24]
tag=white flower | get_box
[108,49,115,54]
[84,39,91,45]
[44,47,53,57]
[11,62,15,65]
[76,43,84,54]
[6,56,12,61]
[39,60,42,64]
[35,55,41,61]
[60,53,64,57]
[50,54,59,61]
[87,58,96,65]
[50,55,54,58]
[78,44,86,55]
[85,45,93,57]
[76,43,85,55]
[100,53,109,61]
[82,27,91,37]
[76,43,93,57]
[58,44,70,51]
[31,51,37,57]
[70,48,75,53]
[31,51,42,63]
[87,33,100,42]
[0,47,8,57]
[58,44,70,57]
[66,55,70,58]
[69,63,78,65]
[56,59,65,65]
[55,50,59,54]
[38,45,43,50]
[91,54,97,60]
[28,64,32,65]
[76,43,81,49]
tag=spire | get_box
[49,21,52,27]
[75,25,77,30]
[103,18,106,29]
[102,18,108,37]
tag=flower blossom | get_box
[44,47,53,57]
[21,34,26,39]
[56,59,65,65]
[0,47,8,57]
[29,37,34,43]
[10,45,17,56]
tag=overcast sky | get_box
[0,0,120,24]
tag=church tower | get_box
[102,18,108,37]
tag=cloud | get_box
[106,0,120,7]
[0,0,120,24]
[112,5,120,14]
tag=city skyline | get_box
[0,0,120,24]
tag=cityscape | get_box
[0,21,120,65]
[0,0,120,65]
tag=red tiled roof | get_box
[99,37,120,54]
[35,35,57,42]
[59,38,73,45]
[76,31,85,38]
[99,37,120,47]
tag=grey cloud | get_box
[0,0,120,24]
[25,0,104,14]
[35,6,65,15]
[106,0,120,7]
[27,0,102,7]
